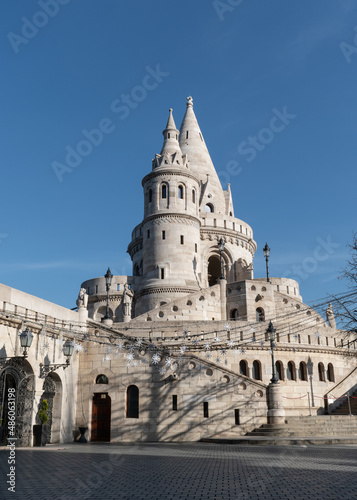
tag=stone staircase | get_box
[201,415,357,445]
[330,390,357,415]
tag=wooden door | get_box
[91,393,111,442]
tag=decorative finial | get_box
[169,108,173,112]
[186,96,193,108]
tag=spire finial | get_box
[164,107,177,131]
[186,96,193,108]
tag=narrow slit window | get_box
[162,230,166,240]
[235,409,240,425]
[180,235,184,245]
[161,268,165,279]
[186,131,189,139]
[172,395,177,411]
[147,230,150,239]
[203,401,209,418]
[162,185,167,199]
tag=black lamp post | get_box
[0,327,34,367]
[218,238,225,280]
[267,321,278,384]
[263,243,270,283]
[104,267,113,320]
[307,357,315,407]
[62,339,74,364]
[39,339,74,378]
[19,327,34,358]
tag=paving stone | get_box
[0,443,357,499]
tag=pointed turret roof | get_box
[160,108,182,156]
[152,108,186,170]
[179,97,226,213]
[165,107,176,130]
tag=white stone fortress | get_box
[0,97,356,445]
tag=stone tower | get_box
[127,97,257,320]
[130,107,202,316]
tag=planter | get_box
[0,425,5,445]
[78,426,88,443]
[33,424,49,447]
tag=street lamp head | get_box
[63,339,74,361]
[104,267,113,288]
[266,321,276,342]
[263,243,270,258]
[218,238,225,253]
[19,327,33,357]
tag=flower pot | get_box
[33,424,49,447]
[0,425,5,445]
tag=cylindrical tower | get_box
[132,109,202,316]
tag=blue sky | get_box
[1,0,356,309]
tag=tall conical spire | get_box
[179,97,214,166]
[179,97,226,213]
[152,108,185,169]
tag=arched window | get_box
[133,264,140,277]
[205,203,214,213]
[178,185,184,199]
[287,361,296,381]
[161,184,167,199]
[318,362,326,382]
[276,361,284,381]
[239,360,248,377]
[192,189,196,203]
[148,189,152,203]
[96,374,108,384]
[298,362,308,381]
[252,360,262,381]
[256,308,265,322]
[126,385,139,418]
[327,363,335,382]
[230,309,239,321]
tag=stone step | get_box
[248,430,357,437]
[245,414,357,439]
[201,436,357,446]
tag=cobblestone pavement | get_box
[1,442,357,499]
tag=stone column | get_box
[219,278,227,321]
[78,307,88,325]
[267,382,285,424]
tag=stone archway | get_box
[208,255,221,286]
[37,373,63,444]
[0,359,35,446]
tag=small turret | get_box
[152,108,187,169]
